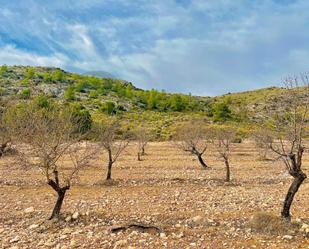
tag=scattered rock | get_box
[24,207,34,213]
[72,212,79,220]
[282,235,293,240]
[114,239,127,248]
[29,224,39,229]
[300,223,309,233]
[9,236,20,243]
[65,215,72,222]
[160,233,167,238]
[192,216,203,223]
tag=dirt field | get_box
[0,141,309,249]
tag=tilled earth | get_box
[0,141,309,249]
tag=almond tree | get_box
[174,122,211,169]
[252,129,270,161]
[213,126,236,182]
[93,121,131,180]
[7,103,96,220]
[134,126,151,161]
[0,114,10,158]
[260,74,309,220]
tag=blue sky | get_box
[0,0,308,95]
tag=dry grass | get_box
[249,212,299,235]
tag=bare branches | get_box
[257,72,309,219]
[173,122,212,169]
[5,102,97,219]
[93,120,131,180]
[212,126,236,182]
[259,73,309,174]
[133,126,152,161]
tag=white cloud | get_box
[0,0,309,95]
[0,45,69,68]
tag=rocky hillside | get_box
[0,65,308,127]
[0,65,210,114]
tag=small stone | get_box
[29,224,39,229]
[177,232,184,238]
[114,240,127,248]
[24,207,34,213]
[9,246,19,249]
[282,235,293,240]
[192,216,202,223]
[72,212,79,220]
[62,228,71,234]
[9,236,20,243]
[65,216,72,222]
[300,223,309,232]
[160,233,167,238]
[70,239,77,247]
[44,239,56,247]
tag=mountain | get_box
[0,65,307,139]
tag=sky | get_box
[0,0,309,96]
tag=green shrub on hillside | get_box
[64,86,76,101]
[20,88,31,99]
[212,101,233,122]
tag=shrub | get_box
[69,103,92,133]
[64,86,76,101]
[89,90,99,98]
[0,65,8,76]
[249,212,298,235]
[52,69,65,82]
[212,101,233,122]
[100,101,116,115]
[20,88,31,99]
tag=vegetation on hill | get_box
[0,65,308,140]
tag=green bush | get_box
[212,101,232,122]
[20,88,31,99]
[64,86,76,101]
[52,69,65,82]
[0,65,8,76]
[33,95,50,109]
[89,90,98,98]
[100,101,116,115]
[25,67,35,79]
[69,103,92,133]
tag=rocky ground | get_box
[0,141,309,248]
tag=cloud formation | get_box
[0,0,308,95]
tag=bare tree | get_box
[7,104,96,220]
[213,126,236,182]
[93,121,131,180]
[133,126,151,161]
[0,107,11,158]
[0,115,11,158]
[259,73,309,220]
[252,128,272,161]
[174,122,211,169]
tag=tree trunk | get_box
[281,171,307,220]
[0,142,8,158]
[224,158,230,182]
[106,161,113,180]
[141,146,145,156]
[197,154,208,169]
[106,148,114,180]
[49,189,66,220]
[137,152,142,161]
